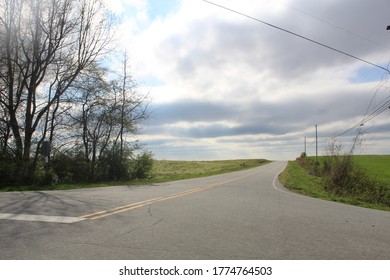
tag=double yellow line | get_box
[80,169,259,220]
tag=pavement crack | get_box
[147,205,164,228]
[123,206,164,235]
[150,218,164,228]
[147,205,153,218]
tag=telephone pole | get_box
[315,125,318,162]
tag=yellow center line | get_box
[80,197,164,219]
[80,169,260,220]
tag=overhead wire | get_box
[363,65,390,116]
[273,0,390,51]
[336,97,390,137]
[201,0,390,140]
[201,0,390,74]
[362,98,390,123]
[337,65,390,137]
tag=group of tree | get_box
[0,0,152,188]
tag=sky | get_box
[104,0,390,160]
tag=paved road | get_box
[1,161,390,259]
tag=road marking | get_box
[80,197,165,220]
[0,213,86,224]
[81,169,261,220]
[272,161,303,197]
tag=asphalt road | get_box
[1,161,390,259]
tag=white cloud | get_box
[113,0,390,160]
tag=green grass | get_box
[1,159,271,191]
[150,159,270,182]
[352,155,390,186]
[278,161,326,198]
[279,155,390,211]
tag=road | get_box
[1,161,390,259]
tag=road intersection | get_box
[1,161,390,259]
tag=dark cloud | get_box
[150,99,232,124]
[145,85,377,139]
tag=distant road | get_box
[1,161,390,259]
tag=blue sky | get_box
[147,0,180,19]
[106,0,390,160]
[349,65,389,84]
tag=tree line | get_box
[0,0,151,188]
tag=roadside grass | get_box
[278,161,326,198]
[279,156,390,211]
[1,159,270,191]
[150,159,270,183]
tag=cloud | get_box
[119,0,390,160]
[146,83,379,133]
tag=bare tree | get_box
[67,59,149,177]
[0,0,113,181]
[68,64,113,164]
[112,52,150,161]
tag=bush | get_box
[296,156,319,176]
[50,148,154,184]
[0,146,154,188]
[0,158,16,187]
[319,137,390,206]
[0,155,55,189]
[130,151,154,179]
[51,151,91,183]
[99,146,132,181]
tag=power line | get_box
[200,0,390,139]
[274,0,390,50]
[201,0,390,74]
[334,62,390,138]
[336,98,390,137]
[362,98,390,123]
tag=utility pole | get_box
[315,125,318,162]
[304,136,307,156]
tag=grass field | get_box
[150,159,270,182]
[352,155,390,186]
[279,155,390,211]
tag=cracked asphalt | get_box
[1,161,390,259]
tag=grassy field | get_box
[353,155,390,186]
[150,159,270,182]
[279,155,390,211]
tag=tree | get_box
[68,64,114,164]
[0,102,10,155]
[66,58,150,180]
[0,0,113,183]
[111,52,150,161]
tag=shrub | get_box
[130,151,154,179]
[0,158,16,187]
[319,137,390,206]
[1,144,154,187]
[296,156,319,176]
[51,151,91,183]
[99,146,132,181]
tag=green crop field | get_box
[352,155,390,186]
